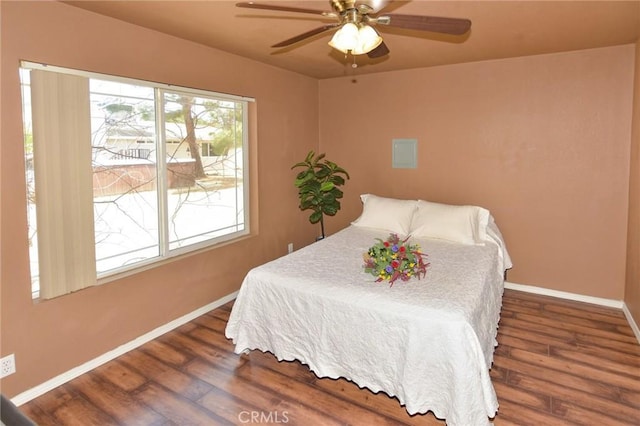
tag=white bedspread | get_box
[226,225,510,425]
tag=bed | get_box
[226,195,512,425]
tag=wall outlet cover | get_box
[1,354,16,378]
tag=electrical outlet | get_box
[287,243,293,254]
[1,354,16,378]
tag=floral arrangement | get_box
[363,233,429,286]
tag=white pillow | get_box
[351,194,417,236]
[409,200,490,245]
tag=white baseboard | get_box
[622,303,640,345]
[11,291,238,407]
[505,281,640,344]
[504,281,623,308]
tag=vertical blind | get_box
[31,70,97,299]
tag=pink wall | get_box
[626,41,640,324]
[0,1,319,396]
[319,45,635,300]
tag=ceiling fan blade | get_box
[236,2,331,17]
[378,14,471,35]
[367,41,389,58]
[272,24,339,48]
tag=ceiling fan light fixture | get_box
[353,24,382,55]
[328,22,359,53]
[329,23,382,55]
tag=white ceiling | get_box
[64,1,640,79]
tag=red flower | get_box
[399,246,406,253]
[391,260,400,268]
[383,241,390,247]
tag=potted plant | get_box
[292,151,350,240]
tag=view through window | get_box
[21,64,251,298]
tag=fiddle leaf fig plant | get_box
[292,151,350,239]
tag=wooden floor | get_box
[18,289,640,425]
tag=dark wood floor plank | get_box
[495,333,550,355]
[558,341,640,367]
[498,322,577,350]
[209,304,232,322]
[187,326,237,354]
[51,397,121,426]
[492,353,622,401]
[67,372,167,425]
[141,338,195,368]
[492,400,578,426]
[502,290,622,318]
[493,380,552,411]
[193,313,228,333]
[309,374,443,425]
[134,382,229,425]
[489,365,509,383]
[500,300,543,315]
[552,399,637,426]
[619,388,640,408]
[508,371,640,424]
[498,316,577,341]
[500,293,543,309]
[543,303,630,325]
[92,359,148,392]
[492,415,532,426]
[118,349,213,402]
[21,384,77,415]
[159,329,246,373]
[574,332,640,356]
[18,400,63,426]
[198,387,286,425]
[513,312,638,344]
[188,358,345,426]
[509,347,640,392]
[539,308,636,337]
[17,289,640,426]
[209,311,231,323]
[549,345,640,378]
[237,361,403,425]
[243,349,319,384]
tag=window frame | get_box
[21,61,254,297]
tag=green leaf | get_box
[330,175,345,186]
[320,181,335,192]
[295,170,309,180]
[333,167,350,179]
[322,191,336,202]
[330,188,343,198]
[298,179,320,192]
[323,204,339,216]
[299,199,314,210]
[315,167,331,179]
[309,210,323,224]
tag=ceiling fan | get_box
[236,1,471,58]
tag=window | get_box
[201,142,216,157]
[20,62,252,299]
